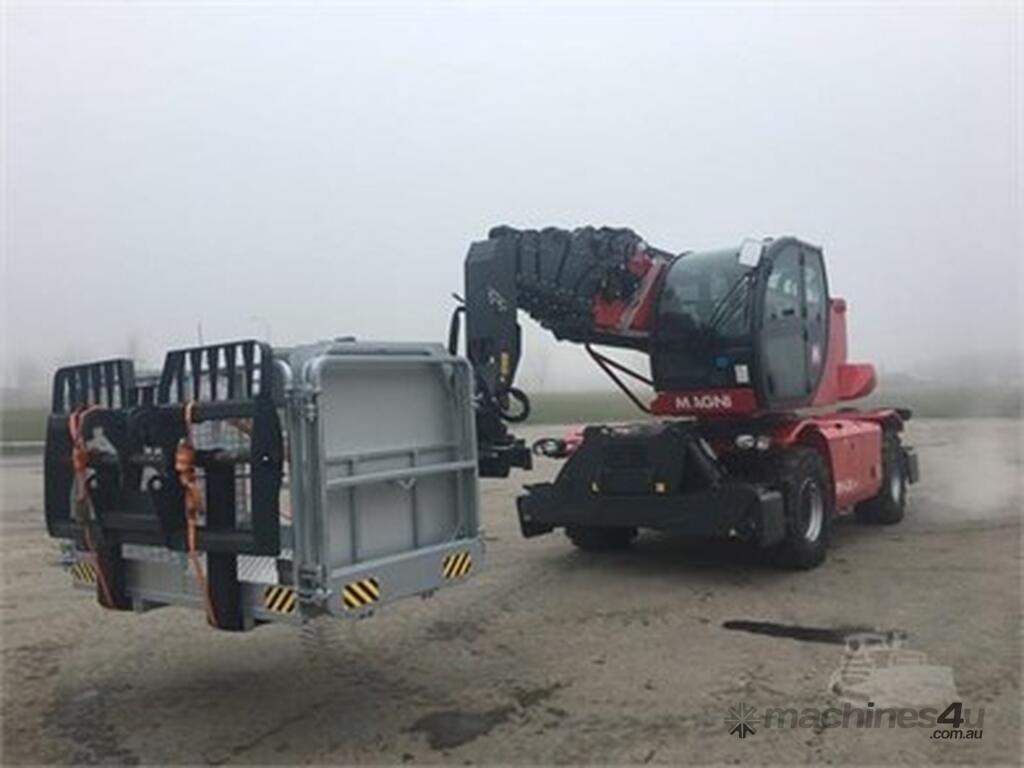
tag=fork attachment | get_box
[44,340,284,630]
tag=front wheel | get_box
[771,447,833,570]
[855,431,906,525]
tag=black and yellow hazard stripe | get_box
[70,560,97,585]
[341,577,380,610]
[441,550,473,580]
[263,585,298,615]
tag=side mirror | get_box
[739,238,764,266]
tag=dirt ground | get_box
[1,418,1020,765]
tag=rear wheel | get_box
[771,447,833,569]
[855,431,906,525]
[565,525,637,551]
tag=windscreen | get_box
[652,246,758,392]
[658,248,755,339]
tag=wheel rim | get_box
[889,466,904,503]
[798,478,824,542]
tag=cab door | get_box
[802,248,830,395]
[755,240,812,409]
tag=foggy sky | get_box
[3,2,1021,392]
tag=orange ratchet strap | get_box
[174,401,218,626]
[67,406,117,608]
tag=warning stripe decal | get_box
[263,586,298,615]
[342,577,381,610]
[442,550,473,580]
[70,560,97,585]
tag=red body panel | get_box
[811,298,878,405]
[591,248,667,335]
[564,427,585,453]
[767,410,898,509]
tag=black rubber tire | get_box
[565,526,637,551]
[855,431,906,525]
[771,447,833,570]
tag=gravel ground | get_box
[1,418,1020,765]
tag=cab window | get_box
[764,252,801,321]
[804,259,825,321]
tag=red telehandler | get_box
[452,226,919,568]
[42,226,919,632]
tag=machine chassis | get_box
[517,409,919,568]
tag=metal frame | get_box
[281,342,482,619]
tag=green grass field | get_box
[2,384,1019,442]
[1,408,49,443]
